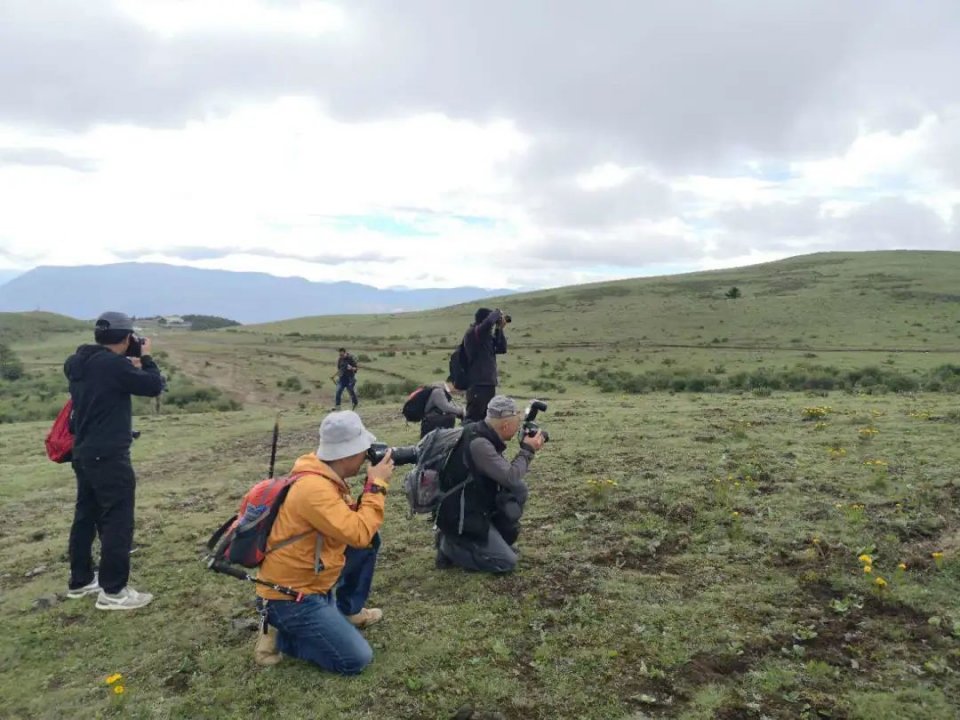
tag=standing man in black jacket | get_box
[334,347,359,411]
[64,312,164,611]
[463,308,508,422]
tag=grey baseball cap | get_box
[95,311,135,332]
[486,395,521,419]
[316,410,377,461]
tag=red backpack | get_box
[45,399,74,463]
[206,473,312,569]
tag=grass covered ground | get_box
[2,251,960,718]
[2,393,959,719]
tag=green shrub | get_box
[358,381,385,399]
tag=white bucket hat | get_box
[316,410,377,461]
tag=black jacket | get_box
[435,421,534,541]
[463,310,507,387]
[64,345,164,459]
[337,354,358,380]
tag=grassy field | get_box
[2,251,960,719]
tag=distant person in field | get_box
[463,307,508,422]
[334,347,359,410]
[434,395,545,574]
[253,411,394,674]
[420,376,465,438]
[63,311,164,611]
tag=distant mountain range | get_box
[0,263,513,323]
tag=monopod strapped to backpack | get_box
[204,414,307,600]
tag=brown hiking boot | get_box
[346,607,383,628]
[254,625,282,666]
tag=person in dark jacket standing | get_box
[64,311,164,611]
[434,396,545,573]
[334,348,359,410]
[462,308,508,422]
[420,377,465,438]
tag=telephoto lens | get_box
[366,442,419,466]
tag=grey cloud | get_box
[113,246,400,264]
[712,197,960,258]
[3,0,960,175]
[0,147,96,172]
[519,230,702,269]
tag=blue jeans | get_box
[335,378,358,406]
[258,536,380,675]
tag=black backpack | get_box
[449,341,470,390]
[401,385,433,422]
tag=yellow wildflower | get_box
[874,577,887,588]
[114,685,125,695]
[105,674,122,685]
[898,563,907,571]
[858,554,872,564]
[863,565,872,574]
[732,511,740,517]
[812,537,821,545]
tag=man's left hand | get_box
[128,358,142,369]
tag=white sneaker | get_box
[95,586,154,611]
[66,573,101,599]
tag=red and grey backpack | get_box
[206,473,312,569]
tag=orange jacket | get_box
[255,453,385,601]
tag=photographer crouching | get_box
[434,396,546,574]
[253,411,400,674]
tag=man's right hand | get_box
[523,431,546,452]
[367,449,395,485]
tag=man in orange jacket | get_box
[253,410,395,674]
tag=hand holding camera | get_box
[524,431,546,452]
[125,333,150,358]
[519,399,551,450]
[366,448,395,486]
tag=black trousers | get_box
[465,385,496,422]
[420,412,457,439]
[68,454,136,594]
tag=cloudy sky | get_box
[1,0,958,290]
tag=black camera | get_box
[125,333,147,358]
[366,442,418,467]
[503,314,512,324]
[520,400,550,443]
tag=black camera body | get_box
[520,400,550,443]
[366,442,418,467]
[125,333,147,358]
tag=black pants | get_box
[420,412,456,439]
[68,454,136,594]
[465,385,496,422]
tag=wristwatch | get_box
[365,480,388,495]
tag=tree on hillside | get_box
[725,286,742,299]
[182,314,242,331]
[0,342,25,381]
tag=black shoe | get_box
[435,550,454,570]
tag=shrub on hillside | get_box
[183,315,241,331]
[0,343,24,381]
